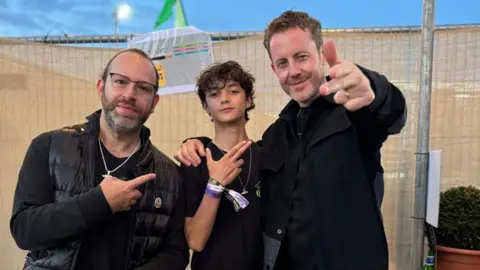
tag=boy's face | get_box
[204,80,251,125]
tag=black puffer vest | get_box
[23,110,183,270]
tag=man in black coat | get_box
[174,11,407,270]
[10,48,189,270]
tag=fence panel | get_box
[0,26,479,269]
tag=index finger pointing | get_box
[128,173,156,189]
[329,64,353,80]
[320,74,357,96]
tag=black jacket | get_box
[193,65,407,270]
[10,110,189,270]
[260,65,406,270]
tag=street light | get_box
[113,3,133,36]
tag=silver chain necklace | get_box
[98,139,140,177]
[213,141,252,195]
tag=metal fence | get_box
[1,25,480,269]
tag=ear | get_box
[270,62,276,73]
[202,102,210,114]
[150,94,160,113]
[96,79,104,100]
[246,95,253,109]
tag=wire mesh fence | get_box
[0,25,479,269]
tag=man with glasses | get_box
[10,48,189,270]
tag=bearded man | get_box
[10,48,189,270]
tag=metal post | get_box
[410,0,436,269]
[113,10,118,37]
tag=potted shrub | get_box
[434,185,480,270]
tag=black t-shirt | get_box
[76,141,140,270]
[180,141,263,270]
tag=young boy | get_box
[179,61,263,270]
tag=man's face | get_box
[269,27,326,107]
[97,52,159,134]
[204,81,251,125]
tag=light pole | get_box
[113,3,133,37]
[410,0,436,268]
[113,9,118,36]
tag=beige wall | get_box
[1,27,479,269]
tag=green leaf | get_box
[434,185,480,250]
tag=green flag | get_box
[174,0,188,28]
[154,0,188,29]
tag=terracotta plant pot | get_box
[436,245,480,270]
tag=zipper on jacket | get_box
[296,110,303,140]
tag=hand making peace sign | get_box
[206,140,252,186]
[319,40,376,112]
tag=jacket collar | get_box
[277,75,352,143]
[278,94,336,124]
[278,75,336,123]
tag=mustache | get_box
[111,99,137,111]
[286,74,311,85]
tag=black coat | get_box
[260,65,407,270]
[10,110,189,270]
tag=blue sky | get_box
[0,0,478,37]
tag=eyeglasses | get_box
[109,73,158,94]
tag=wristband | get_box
[205,183,224,199]
[206,177,249,211]
[208,177,222,186]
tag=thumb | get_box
[322,39,341,68]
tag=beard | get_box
[282,70,325,106]
[101,90,151,135]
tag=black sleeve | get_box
[348,65,408,147]
[10,132,112,251]
[136,168,190,270]
[183,136,264,149]
[182,136,212,146]
[259,121,280,149]
[178,162,208,218]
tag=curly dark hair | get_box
[264,10,323,59]
[196,60,256,121]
